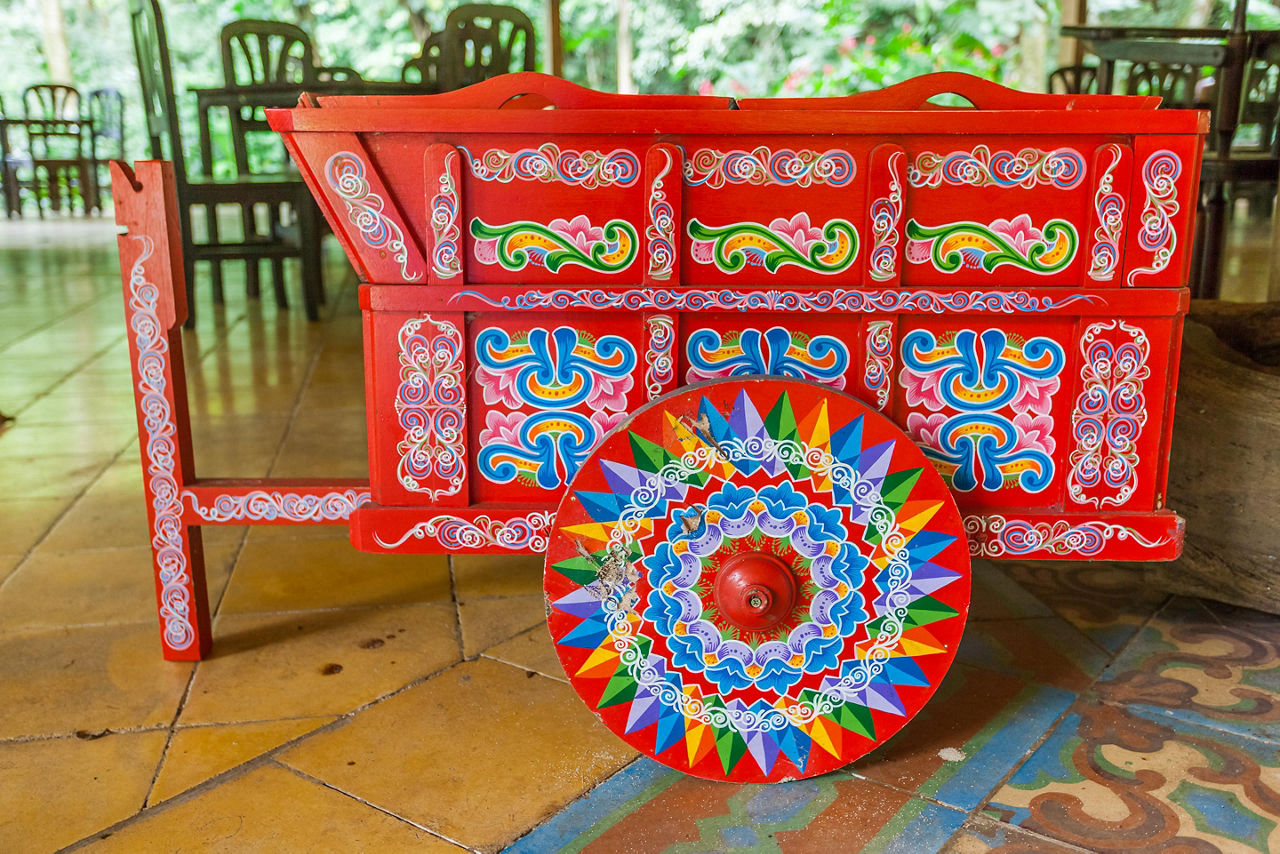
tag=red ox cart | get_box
[111,72,1206,783]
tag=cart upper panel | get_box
[269,72,1207,291]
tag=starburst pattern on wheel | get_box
[545,379,971,782]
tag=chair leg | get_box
[298,196,323,322]
[242,202,261,299]
[270,203,288,308]
[206,202,224,304]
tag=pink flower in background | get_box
[770,212,823,254]
[991,214,1045,256]
[698,80,714,96]
[549,215,603,254]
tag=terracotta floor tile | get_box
[483,625,566,681]
[89,764,458,852]
[40,461,151,552]
[17,390,138,425]
[851,662,1075,811]
[0,497,67,555]
[957,615,1111,691]
[272,409,369,478]
[453,552,545,599]
[0,554,20,585]
[219,531,450,615]
[150,717,337,804]
[1,451,114,498]
[458,594,546,658]
[279,657,636,851]
[0,731,168,852]
[0,420,135,459]
[1097,596,1280,743]
[0,623,192,740]
[0,540,239,632]
[986,699,1280,852]
[179,603,460,725]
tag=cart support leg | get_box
[112,160,212,661]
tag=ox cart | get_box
[111,71,1206,782]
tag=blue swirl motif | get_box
[868,150,904,282]
[475,326,636,489]
[324,152,421,281]
[475,326,636,410]
[478,410,598,489]
[452,288,1103,314]
[966,515,1169,558]
[1068,321,1149,507]
[643,482,868,695]
[1127,150,1182,285]
[684,146,856,187]
[902,328,1065,492]
[181,489,371,522]
[1089,144,1125,282]
[908,145,1086,189]
[457,143,640,188]
[646,147,676,281]
[396,315,466,496]
[429,151,461,279]
[685,326,850,389]
[126,236,194,651]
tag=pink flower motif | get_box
[587,371,634,412]
[691,240,716,266]
[906,412,949,448]
[906,239,933,266]
[591,410,629,437]
[991,214,1045,257]
[549,215,604,254]
[474,238,499,265]
[769,212,823,254]
[1011,375,1060,415]
[1013,413,1056,455]
[477,410,525,447]
[475,361,525,408]
[899,366,948,412]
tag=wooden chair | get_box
[402,31,445,90]
[87,88,125,205]
[22,83,97,214]
[127,0,321,325]
[438,4,535,91]
[1047,64,1098,95]
[1123,61,1201,109]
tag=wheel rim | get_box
[545,378,971,782]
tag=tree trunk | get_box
[39,0,73,85]
[1147,304,1280,614]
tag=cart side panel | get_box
[366,309,470,507]
[1083,142,1133,285]
[466,310,649,503]
[893,314,1075,510]
[678,136,869,286]
[1061,315,1177,512]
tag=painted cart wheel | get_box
[544,378,971,782]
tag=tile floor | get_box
[1,213,1279,853]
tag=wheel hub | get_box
[713,551,797,632]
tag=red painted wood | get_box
[964,510,1183,560]
[112,160,211,661]
[425,144,465,285]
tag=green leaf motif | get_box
[470,218,638,274]
[905,218,1077,275]
[688,218,859,275]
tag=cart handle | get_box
[737,71,1164,112]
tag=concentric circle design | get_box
[545,378,971,782]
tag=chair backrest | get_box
[23,84,82,121]
[402,31,445,89]
[439,4,535,90]
[1240,61,1280,151]
[1047,64,1097,95]
[1124,61,1200,109]
[220,19,314,88]
[88,88,126,161]
[126,0,187,176]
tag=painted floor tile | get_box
[966,559,1056,622]
[1003,561,1168,653]
[852,662,1075,811]
[1097,597,1280,743]
[985,699,1280,852]
[957,614,1111,692]
[941,814,1085,852]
